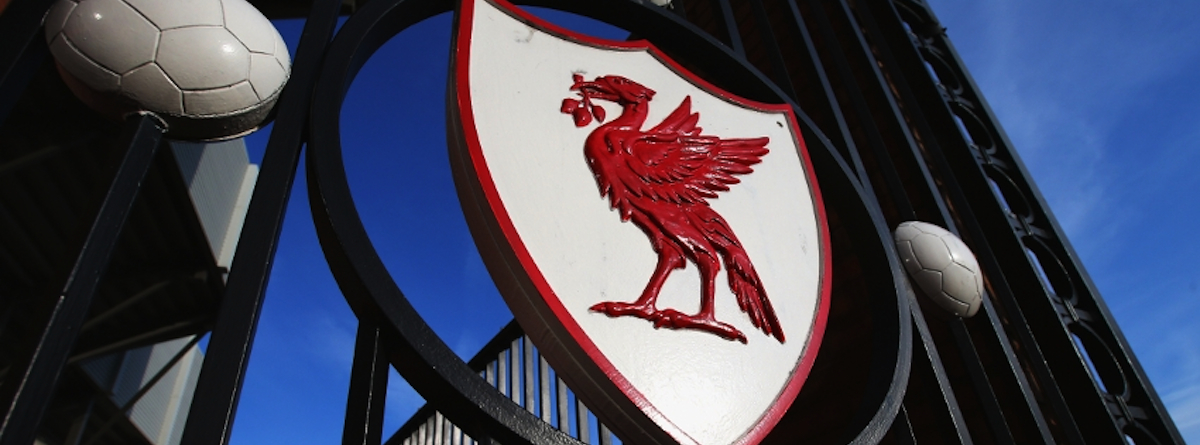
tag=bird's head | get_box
[571,75,656,105]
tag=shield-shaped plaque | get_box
[448,0,831,443]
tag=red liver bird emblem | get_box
[562,74,784,344]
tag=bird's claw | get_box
[652,309,748,343]
[591,303,748,343]
[590,301,657,320]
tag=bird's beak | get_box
[572,78,619,102]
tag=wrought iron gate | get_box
[0,0,1184,444]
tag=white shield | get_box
[448,1,831,443]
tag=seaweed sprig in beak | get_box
[561,74,608,127]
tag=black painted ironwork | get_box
[715,0,744,57]
[178,0,344,443]
[304,1,908,443]
[387,322,580,444]
[877,1,1185,443]
[848,3,1059,442]
[305,0,582,441]
[343,321,389,445]
[0,113,165,445]
[0,0,1183,443]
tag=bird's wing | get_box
[648,96,702,136]
[614,97,769,204]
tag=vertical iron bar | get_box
[781,0,858,169]
[715,0,745,56]
[797,0,879,196]
[539,356,551,422]
[827,0,1023,440]
[575,399,589,444]
[497,350,508,397]
[798,3,976,438]
[0,113,164,445]
[908,288,973,444]
[485,362,495,387]
[178,0,342,443]
[746,0,797,100]
[343,321,389,445]
[556,377,568,433]
[523,336,535,414]
[832,0,948,221]
[974,292,1057,441]
[947,319,1016,443]
[815,0,919,220]
[598,423,612,445]
[436,412,446,445]
[509,339,521,404]
[854,2,1059,442]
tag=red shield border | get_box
[448,0,832,443]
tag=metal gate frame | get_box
[0,0,1183,443]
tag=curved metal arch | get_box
[304,0,912,442]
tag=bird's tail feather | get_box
[724,248,785,343]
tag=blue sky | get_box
[926,1,1200,441]
[229,1,1199,443]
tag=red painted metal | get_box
[563,74,783,344]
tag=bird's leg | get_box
[654,252,748,343]
[590,245,683,321]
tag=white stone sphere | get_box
[894,221,984,318]
[44,0,291,140]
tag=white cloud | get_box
[1142,309,1200,439]
[1166,383,1200,438]
[931,0,1200,231]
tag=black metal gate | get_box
[0,0,1184,444]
